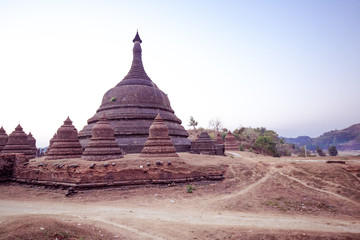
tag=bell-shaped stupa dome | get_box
[79,31,190,153]
[1,124,35,159]
[46,117,83,160]
[82,113,124,161]
[141,114,178,158]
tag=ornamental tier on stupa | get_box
[78,31,190,153]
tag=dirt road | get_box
[0,192,359,239]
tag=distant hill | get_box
[283,123,360,151]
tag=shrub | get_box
[297,146,311,157]
[316,146,326,157]
[328,145,338,156]
[239,144,244,151]
[110,97,116,102]
[255,135,280,157]
[221,132,227,141]
[186,184,195,193]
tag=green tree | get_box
[188,116,198,130]
[255,135,280,157]
[328,145,338,156]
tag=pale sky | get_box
[0,0,359,147]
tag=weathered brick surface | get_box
[12,156,225,188]
[0,153,28,181]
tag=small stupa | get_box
[190,132,216,155]
[79,31,190,153]
[45,133,57,155]
[0,127,8,152]
[214,132,224,144]
[45,117,83,160]
[27,132,37,157]
[1,124,35,159]
[82,113,123,161]
[224,131,239,151]
[141,113,179,158]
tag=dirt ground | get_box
[0,152,359,240]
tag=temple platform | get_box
[9,153,226,189]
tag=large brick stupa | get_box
[78,32,190,153]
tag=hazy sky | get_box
[1,0,359,147]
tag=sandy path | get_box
[0,199,359,240]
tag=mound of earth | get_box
[0,215,118,240]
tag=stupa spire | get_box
[119,31,151,83]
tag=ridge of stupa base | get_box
[80,136,191,154]
[3,153,225,189]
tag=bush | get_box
[328,145,338,156]
[316,146,326,157]
[255,135,280,157]
[221,132,227,141]
[297,146,312,157]
[238,144,244,151]
[186,184,195,193]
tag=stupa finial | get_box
[133,30,142,43]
